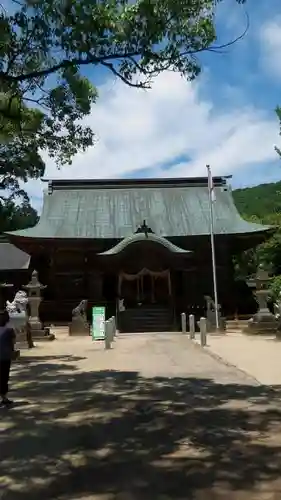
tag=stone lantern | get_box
[23,270,55,341]
[246,266,277,334]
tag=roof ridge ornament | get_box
[134,220,154,238]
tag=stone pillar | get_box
[189,314,195,339]
[200,317,207,346]
[181,312,186,333]
[109,317,116,341]
[112,316,117,338]
[104,320,111,350]
[23,270,55,341]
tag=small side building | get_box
[6,177,271,330]
[0,235,31,303]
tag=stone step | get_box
[226,319,249,330]
[32,334,56,341]
[119,307,173,333]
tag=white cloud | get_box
[25,70,279,207]
[259,17,281,78]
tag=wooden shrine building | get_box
[6,177,271,331]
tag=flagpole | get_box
[206,165,219,330]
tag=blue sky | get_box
[26,0,281,205]
[199,0,281,186]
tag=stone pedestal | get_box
[206,313,226,333]
[69,317,90,336]
[246,312,277,334]
[246,292,277,334]
[9,312,31,349]
[6,290,31,348]
[12,349,21,361]
[31,326,55,341]
[68,299,90,336]
[205,296,226,333]
[15,329,29,349]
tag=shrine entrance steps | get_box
[118,305,174,333]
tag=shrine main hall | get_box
[5,177,271,331]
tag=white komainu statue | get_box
[274,291,281,322]
[6,290,29,333]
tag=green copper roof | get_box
[0,236,30,269]
[98,232,190,255]
[6,178,271,239]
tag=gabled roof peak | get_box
[98,232,191,256]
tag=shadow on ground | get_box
[2,354,281,500]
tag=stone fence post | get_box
[189,314,195,339]
[104,320,111,350]
[110,316,117,340]
[200,317,207,346]
[112,316,117,338]
[181,312,187,333]
[109,317,115,342]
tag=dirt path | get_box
[1,332,281,499]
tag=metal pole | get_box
[207,165,219,330]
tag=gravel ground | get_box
[1,331,281,500]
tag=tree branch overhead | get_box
[0,0,248,199]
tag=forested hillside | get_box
[233,182,281,222]
[232,181,281,295]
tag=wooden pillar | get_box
[151,274,155,303]
[49,250,55,300]
[94,272,103,300]
[84,254,89,299]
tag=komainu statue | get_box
[6,290,28,331]
[69,299,89,336]
[6,290,28,316]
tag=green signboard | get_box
[92,306,106,340]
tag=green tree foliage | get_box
[0,0,245,199]
[0,199,38,232]
[269,274,281,301]
[233,182,281,279]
